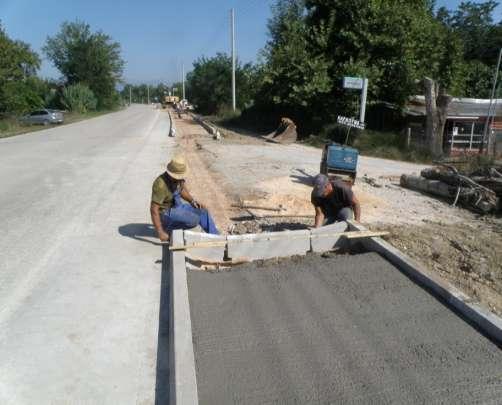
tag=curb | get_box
[191,114,217,135]
[168,230,199,404]
[167,110,176,137]
[346,220,502,345]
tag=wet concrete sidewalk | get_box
[188,252,502,404]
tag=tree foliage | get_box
[437,1,502,97]
[62,83,97,113]
[0,22,42,114]
[43,20,124,109]
[260,0,331,109]
[186,53,258,114]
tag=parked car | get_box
[21,109,64,125]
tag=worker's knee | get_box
[337,207,354,221]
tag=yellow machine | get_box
[164,95,180,105]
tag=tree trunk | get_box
[424,77,452,159]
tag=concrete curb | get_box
[167,110,176,137]
[191,114,217,135]
[169,230,199,404]
[346,220,502,345]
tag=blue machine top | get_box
[326,144,359,172]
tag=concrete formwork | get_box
[184,231,226,262]
[227,230,311,260]
[310,221,348,252]
[168,230,198,405]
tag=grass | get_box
[0,109,121,139]
[202,109,433,164]
[303,125,432,164]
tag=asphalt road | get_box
[0,105,173,404]
[188,253,502,404]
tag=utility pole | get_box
[359,78,368,124]
[129,86,132,105]
[482,47,502,155]
[230,8,236,112]
[147,85,150,104]
[182,63,185,100]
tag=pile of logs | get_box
[400,164,501,214]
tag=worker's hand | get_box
[158,231,170,242]
[192,200,206,210]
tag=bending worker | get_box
[150,155,219,242]
[311,173,361,227]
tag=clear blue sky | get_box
[1,0,501,85]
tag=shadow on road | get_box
[290,168,315,187]
[118,223,161,245]
[155,245,171,404]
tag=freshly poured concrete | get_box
[188,253,502,404]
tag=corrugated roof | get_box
[406,96,502,118]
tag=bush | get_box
[62,83,97,113]
[0,80,44,114]
[304,123,431,163]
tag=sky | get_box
[1,0,501,85]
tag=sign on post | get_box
[342,76,368,123]
[337,115,365,130]
[343,77,364,90]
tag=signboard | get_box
[452,126,459,136]
[337,115,365,130]
[343,76,364,90]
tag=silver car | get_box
[21,109,64,125]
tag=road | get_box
[0,105,172,404]
[189,252,502,404]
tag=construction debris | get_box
[400,164,500,214]
[264,117,298,144]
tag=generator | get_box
[320,143,359,183]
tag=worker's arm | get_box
[180,184,206,209]
[352,195,361,222]
[150,201,170,242]
[314,205,325,228]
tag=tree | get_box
[0,22,41,114]
[186,53,258,114]
[449,1,498,63]
[260,0,331,109]
[62,83,97,113]
[424,77,452,158]
[437,1,501,97]
[43,20,124,109]
[304,0,463,107]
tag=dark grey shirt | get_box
[311,179,354,217]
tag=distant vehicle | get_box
[164,95,180,105]
[21,109,64,125]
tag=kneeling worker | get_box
[150,155,219,242]
[311,174,361,227]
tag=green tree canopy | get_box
[43,20,124,109]
[186,53,258,114]
[0,22,42,113]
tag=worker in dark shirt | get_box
[311,174,361,227]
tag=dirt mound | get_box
[378,220,502,316]
[264,117,297,144]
